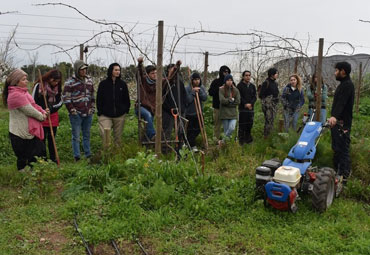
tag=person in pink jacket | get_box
[3,69,48,171]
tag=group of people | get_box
[3,58,354,184]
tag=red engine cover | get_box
[267,189,297,211]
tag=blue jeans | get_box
[135,106,155,139]
[308,108,327,124]
[283,109,300,132]
[69,114,92,158]
[222,119,237,140]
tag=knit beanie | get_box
[191,72,201,80]
[224,74,233,83]
[191,72,202,86]
[6,69,27,86]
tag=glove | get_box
[88,107,95,115]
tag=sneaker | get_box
[191,146,199,153]
[74,156,81,162]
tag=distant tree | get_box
[54,62,73,81]
[21,64,52,82]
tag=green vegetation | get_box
[0,91,369,254]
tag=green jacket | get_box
[306,84,327,108]
[219,85,240,120]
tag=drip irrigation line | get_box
[111,240,121,255]
[73,214,93,255]
[136,238,148,255]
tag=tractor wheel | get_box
[312,167,335,212]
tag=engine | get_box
[256,160,302,212]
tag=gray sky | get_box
[2,0,370,72]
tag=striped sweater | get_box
[62,76,95,116]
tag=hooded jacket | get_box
[208,66,231,109]
[62,61,95,116]
[97,67,130,118]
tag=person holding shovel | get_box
[33,69,63,163]
[185,72,207,150]
[3,69,48,171]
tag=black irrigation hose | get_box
[73,215,93,255]
[136,238,149,255]
[111,240,121,255]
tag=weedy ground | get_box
[0,94,369,255]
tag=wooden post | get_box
[279,119,284,132]
[356,62,362,113]
[203,51,209,86]
[294,57,299,73]
[155,21,164,156]
[79,44,84,61]
[315,38,324,122]
[136,68,142,144]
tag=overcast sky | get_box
[2,0,370,72]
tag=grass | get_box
[0,93,369,254]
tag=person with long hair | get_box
[97,63,130,146]
[306,73,328,124]
[3,69,48,171]
[32,69,63,162]
[281,74,305,132]
[219,74,240,144]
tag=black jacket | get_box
[32,83,63,114]
[162,74,186,115]
[97,78,130,117]
[259,78,279,103]
[208,66,231,109]
[331,76,354,130]
[237,81,257,111]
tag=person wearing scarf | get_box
[136,57,157,141]
[33,69,63,163]
[3,69,47,171]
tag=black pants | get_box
[43,126,58,162]
[186,115,201,147]
[9,132,46,170]
[331,126,351,178]
[162,110,175,141]
[238,111,254,144]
